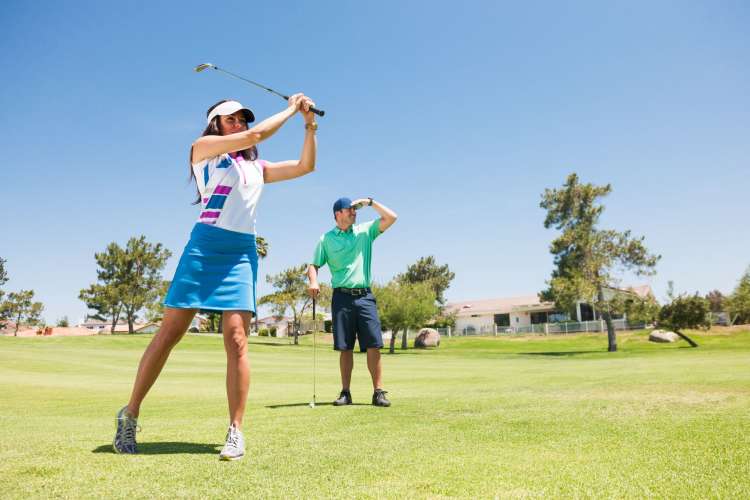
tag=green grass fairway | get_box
[1,330,749,498]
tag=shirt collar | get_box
[334,224,353,235]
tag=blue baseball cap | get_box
[333,197,353,213]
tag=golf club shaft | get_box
[207,65,325,117]
[312,297,317,403]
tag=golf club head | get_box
[194,63,215,73]
[308,401,315,408]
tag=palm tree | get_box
[253,236,269,333]
[256,236,269,259]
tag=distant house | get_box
[445,295,561,333]
[110,322,160,334]
[77,319,159,334]
[77,319,112,332]
[0,320,18,334]
[255,316,292,336]
[444,285,653,334]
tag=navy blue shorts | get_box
[331,290,384,352]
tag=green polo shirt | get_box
[312,218,381,288]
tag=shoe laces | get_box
[120,416,140,444]
[226,426,240,448]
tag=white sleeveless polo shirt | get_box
[191,153,265,235]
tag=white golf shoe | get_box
[219,424,245,461]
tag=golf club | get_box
[309,297,317,408]
[194,63,325,117]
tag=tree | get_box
[28,302,44,327]
[249,236,269,333]
[255,236,269,259]
[705,290,725,314]
[622,295,660,325]
[540,173,660,352]
[79,283,122,333]
[1,290,44,335]
[0,257,8,329]
[317,283,333,309]
[259,264,331,344]
[56,316,70,327]
[144,280,171,323]
[202,312,221,333]
[79,237,171,334]
[0,257,7,296]
[658,294,709,347]
[431,310,457,328]
[726,267,750,325]
[119,237,172,333]
[396,256,455,306]
[79,242,126,333]
[374,281,438,353]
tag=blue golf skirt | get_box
[164,223,258,313]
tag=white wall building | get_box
[445,285,653,334]
[445,295,562,334]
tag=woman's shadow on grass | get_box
[92,442,221,455]
[519,350,604,356]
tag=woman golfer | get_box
[113,93,318,460]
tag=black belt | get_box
[334,287,371,296]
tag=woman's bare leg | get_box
[126,307,197,417]
[222,310,252,429]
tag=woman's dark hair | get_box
[188,99,258,204]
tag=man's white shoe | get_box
[219,424,245,461]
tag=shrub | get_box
[658,294,709,347]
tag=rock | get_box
[414,328,440,348]
[649,330,680,343]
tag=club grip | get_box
[281,94,325,116]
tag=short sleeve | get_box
[311,236,327,268]
[367,218,382,241]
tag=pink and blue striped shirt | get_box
[191,152,266,235]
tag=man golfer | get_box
[307,197,397,407]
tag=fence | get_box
[708,312,730,326]
[263,313,738,341]
[442,318,647,338]
[290,319,646,342]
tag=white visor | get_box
[206,100,255,124]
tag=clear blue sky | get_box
[2,1,748,324]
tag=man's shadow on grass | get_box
[92,442,220,455]
[265,402,369,408]
[518,350,604,356]
[248,341,297,347]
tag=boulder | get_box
[649,330,680,343]
[414,328,440,348]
